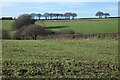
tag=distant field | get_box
[1,18,118,34]
[2,20,13,30]
[36,18,118,34]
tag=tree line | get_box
[30,12,77,20]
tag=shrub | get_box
[13,24,47,40]
[21,24,47,40]
[57,28,75,35]
[12,14,35,30]
[13,26,27,40]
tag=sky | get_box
[1,2,119,18]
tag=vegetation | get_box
[21,24,47,40]
[2,18,118,34]
[41,18,118,34]
[2,39,119,78]
[57,28,75,35]
[1,15,119,79]
[2,30,10,39]
[12,14,35,30]
[11,14,50,40]
[31,12,77,20]
[95,11,110,18]
[2,20,13,30]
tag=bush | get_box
[12,14,35,30]
[57,28,75,35]
[13,26,27,40]
[21,24,47,40]
[13,24,47,40]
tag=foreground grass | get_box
[2,39,118,63]
[2,39,119,78]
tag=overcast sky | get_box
[1,2,118,18]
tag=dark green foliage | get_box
[2,39,118,78]
[45,30,55,35]
[2,60,119,78]
[57,28,75,35]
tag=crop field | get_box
[1,18,118,34]
[2,39,119,78]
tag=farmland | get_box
[2,39,118,63]
[2,39,119,78]
[1,18,119,79]
[2,18,118,34]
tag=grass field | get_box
[2,20,13,30]
[37,19,118,34]
[2,39,119,78]
[1,18,118,34]
[3,39,118,63]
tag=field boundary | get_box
[37,33,119,40]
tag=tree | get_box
[104,13,110,18]
[59,14,64,19]
[64,12,71,20]
[30,13,36,19]
[21,24,46,40]
[13,26,27,40]
[95,11,104,18]
[12,14,35,30]
[37,13,42,20]
[71,13,77,19]
[53,13,57,19]
[56,13,59,19]
[43,13,49,20]
[49,13,53,20]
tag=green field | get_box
[2,39,119,78]
[2,39,118,63]
[2,20,13,30]
[2,18,118,34]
